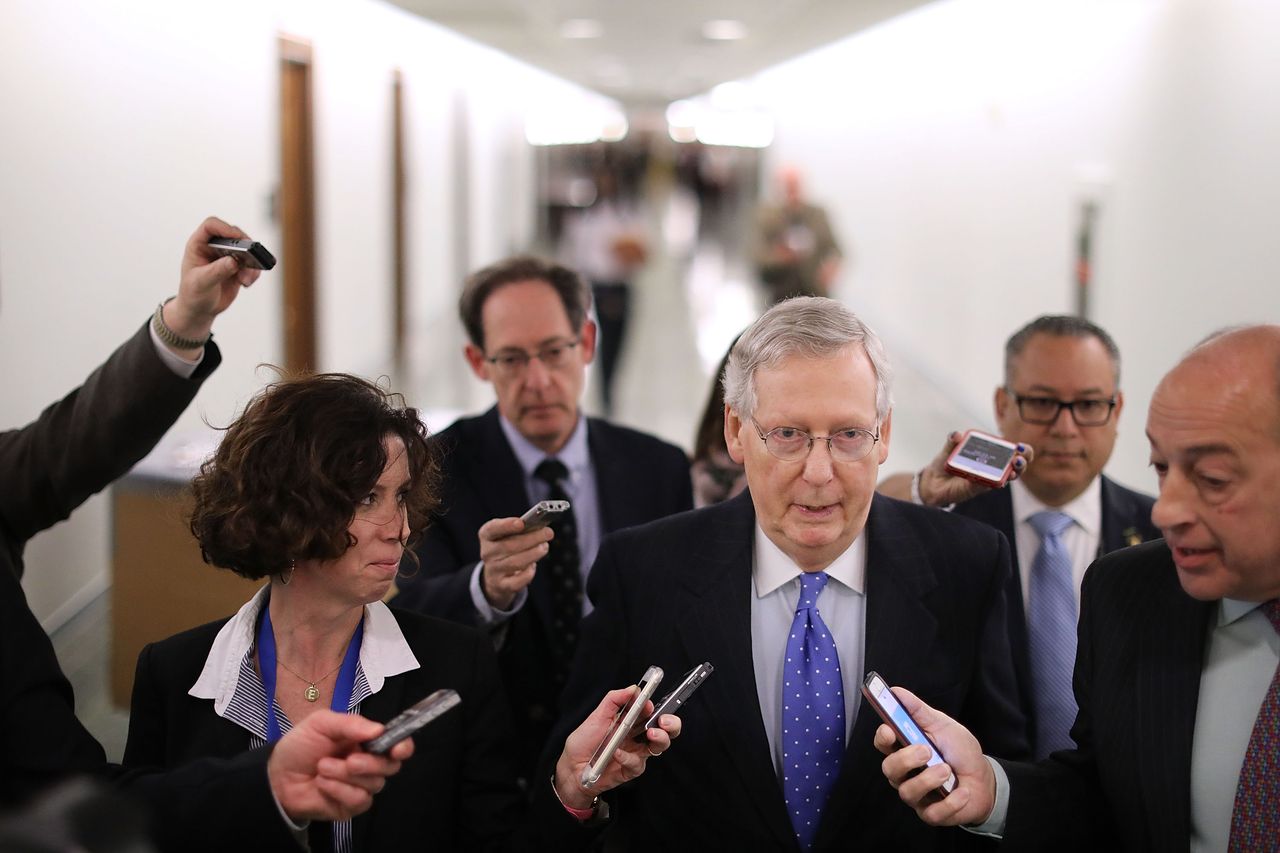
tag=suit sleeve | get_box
[0,321,220,574]
[122,643,167,769]
[0,565,107,804]
[118,748,301,852]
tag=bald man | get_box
[877,325,1280,853]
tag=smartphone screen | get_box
[862,672,955,794]
[947,431,1017,483]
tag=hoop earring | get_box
[280,561,295,585]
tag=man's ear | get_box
[876,410,893,464]
[994,385,1010,420]
[464,343,489,381]
[725,406,747,464]
[579,319,598,365]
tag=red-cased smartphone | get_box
[861,671,956,797]
[944,429,1019,488]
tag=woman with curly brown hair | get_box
[121,372,680,851]
[121,372,521,851]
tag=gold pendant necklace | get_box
[278,659,343,702]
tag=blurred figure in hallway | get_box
[752,165,842,304]
[559,166,649,415]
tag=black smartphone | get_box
[861,671,956,796]
[636,661,713,738]
[362,688,461,755]
[519,499,570,531]
[208,237,277,271]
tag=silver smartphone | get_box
[362,688,461,755]
[519,499,570,531]
[580,666,663,789]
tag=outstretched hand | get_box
[268,710,414,823]
[914,431,1033,507]
[874,687,995,827]
[553,685,682,811]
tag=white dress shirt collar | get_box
[753,525,866,598]
[189,584,420,715]
[498,409,589,481]
[1010,475,1102,535]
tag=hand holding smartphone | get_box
[944,429,1019,489]
[861,672,956,797]
[581,666,663,788]
[362,689,461,755]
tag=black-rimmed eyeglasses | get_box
[1006,390,1117,426]
[752,419,880,463]
[485,339,580,375]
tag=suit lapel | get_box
[1133,563,1211,850]
[586,419,627,534]
[673,494,797,850]
[815,496,940,846]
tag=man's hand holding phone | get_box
[553,681,682,813]
[914,430,1034,507]
[476,506,561,610]
[873,686,996,828]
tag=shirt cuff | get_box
[911,469,955,512]
[961,756,1008,838]
[149,317,205,378]
[271,783,310,836]
[469,561,528,626]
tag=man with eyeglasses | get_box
[541,297,1027,850]
[394,255,692,788]
[880,315,1159,759]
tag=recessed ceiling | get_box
[388,0,935,106]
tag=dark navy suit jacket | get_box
[544,492,1030,852]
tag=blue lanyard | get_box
[257,603,365,743]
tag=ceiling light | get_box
[560,18,603,39]
[701,19,748,41]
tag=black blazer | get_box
[951,476,1160,745]
[124,606,526,852]
[395,406,693,775]
[0,321,219,803]
[999,539,1213,852]
[544,492,1029,852]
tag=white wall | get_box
[754,0,1280,488]
[0,0,610,626]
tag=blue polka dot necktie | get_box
[1027,510,1078,759]
[781,571,845,851]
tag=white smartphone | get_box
[520,499,570,531]
[861,671,956,796]
[944,429,1019,488]
[580,666,663,789]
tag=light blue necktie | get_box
[781,572,845,851]
[1027,510,1079,759]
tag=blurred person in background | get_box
[558,166,649,415]
[752,165,842,304]
[691,335,747,507]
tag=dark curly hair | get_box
[189,372,440,580]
